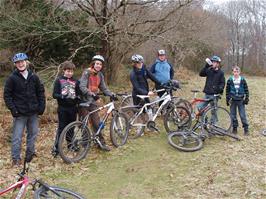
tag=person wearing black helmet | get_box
[4,53,46,166]
[198,55,225,111]
[79,55,116,151]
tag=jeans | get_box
[197,94,216,112]
[230,100,249,130]
[53,106,77,151]
[11,114,39,161]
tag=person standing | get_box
[150,49,174,97]
[4,53,46,166]
[79,55,116,151]
[226,66,249,135]
[198,55,225,110]
[52,61,80,157]
[130,54,160,106]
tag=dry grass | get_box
[0,69,265,199]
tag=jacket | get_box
[4,69,46,117]
[226,76,249,101]
[53,76,80,107]
[150,59,174,84]
[199,64,225,95]
[79,69,112,104]
[130,64,160,97]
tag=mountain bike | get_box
[121,82,191,139]
[0,158,84,198]
[168,90,240,152]
[58,95,129,163]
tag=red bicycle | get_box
[168,90,239,152]
[0,158,84,198]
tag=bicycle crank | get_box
[147,121,159,132]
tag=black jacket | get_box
[53,76,80,107]
[199,64,225,95]
[130,65,160,96]
[4,69,46,117]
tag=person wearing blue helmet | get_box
[4,53,46,166]
[198,55,225,111]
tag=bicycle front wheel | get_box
[168,131,203,152]
[202,106,232,135]
[121,107,146,139]
[121,95,133,107]
[34,185,84,199]
[58,121,91,164]
[110,112,129,147]
[164,106,191,133]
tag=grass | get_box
[0,68,265,198]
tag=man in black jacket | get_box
[198,55,225,111]
[130,54,160,106]
[4,53,46,166]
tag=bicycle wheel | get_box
[121,95,133,107]
[202,106,232,136]
[164,106,191,133]
[34,185,84,199]
[58,121,91,164]
[175,98,193,113]
[110,112,129,147]
[121,107,146,139]
[168,131,203,152]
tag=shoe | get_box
[232,128,237,134]
[51,149,59,158]
[98,136,111,151]
[12,159,21,167]
[100,143,111,151]
[25,152,37,163]
[244,129,249,136]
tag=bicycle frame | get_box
[130,89,172,126]
[0,176,29,198]
[190,92,219,119]
[81,101,115,137]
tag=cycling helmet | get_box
[92,55,105,63]
[131,54,144,63]
[158,49,166,55]
[12,53,28,63]
[210,55,221,63]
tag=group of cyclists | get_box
[3,49,249,167]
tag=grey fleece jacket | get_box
[79,69,113,104]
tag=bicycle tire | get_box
[175,98,193,113]
[168,131,203,152]
[110,112,129,147]
[164,106,192,133]
[202,106,232,135]
[121,95,133,107]
[58,121,91,164]
[262,129,266,136]
[121,107,146,139]
[34,185,84,199]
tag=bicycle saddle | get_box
[79,102,91,107]
[136,95,150,99]
[191,89,200,93]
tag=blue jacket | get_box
[226,76,249,101]
[150,59,174,84]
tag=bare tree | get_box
[64,0,194,82]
